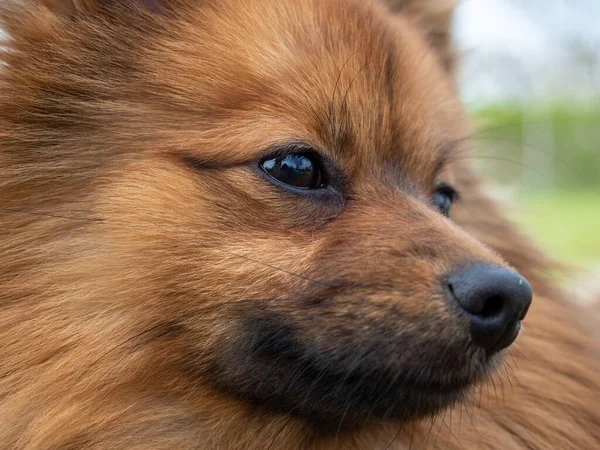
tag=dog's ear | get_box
[39,0,167,15]
[382,0,457,73]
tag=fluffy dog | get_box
[0,0,598,448]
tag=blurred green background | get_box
[454,0,600,272]
[469,103,600,267]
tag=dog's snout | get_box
[446,264,533,355]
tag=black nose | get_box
[446,264,532,354]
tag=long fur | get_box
[0,0,598,449]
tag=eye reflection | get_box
[260,152,325,190]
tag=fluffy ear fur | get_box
[381,0,457,73]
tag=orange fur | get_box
[0,0,598,449]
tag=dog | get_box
[0,0,598,448]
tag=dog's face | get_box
[2,0,532,431]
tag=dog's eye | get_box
[260,152,326,190]
[433,184,457,217]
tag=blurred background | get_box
[454,0,600,281]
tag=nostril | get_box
[447,282,455,297]
[480,295,504,318]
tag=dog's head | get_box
[2,0,534,431]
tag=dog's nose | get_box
[446,264,532,354]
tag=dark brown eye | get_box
[433,184,457,217]
[260,152,326,190]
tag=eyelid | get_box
[258,142,327,164]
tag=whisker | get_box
[505,357,525,393]
[442,409,465,450]
[444,408,453,450]
[295,365,331,415]
[498,374,506,408]
[330,52,357,114]
[470,135,571,170]
[432,408,448,449]
[333,348,377,406]
[383,424,404,450]
[424,415,437,447]
[470,121,548,137]
[335,395,352,444]
[462,395,476,429]
[453,155,555,183]
[408,392,421,450]
[500,364,515,392]
[129,324,183,352]
[408,420,416,450]
[511,346,533,364]
[267,415,295,450]
[516,341,545,360]
[341,66,364,112]
[478,381,484,409]
[282,358,314,398]
[445,120,548,150]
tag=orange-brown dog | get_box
[0,0,598,448]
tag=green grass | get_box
[510,190,600,266]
